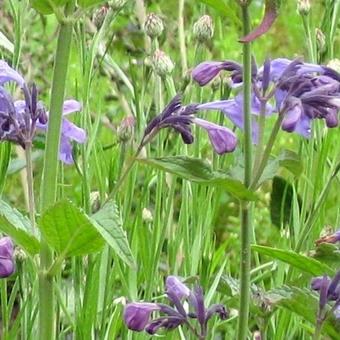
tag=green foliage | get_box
[40,200,104,256]
[138,156,257,201]
[0,200,39,255]
[252,245,334,276]
[0,143,11,194]
[30,0,68,14]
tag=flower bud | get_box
[144,13,164,39]
[316,28,326,52]
[92,5,109,29]
[117,115,135,143]
[0,237,15,278]
[193,15,214,43]
[297,0,310,16]
[152,50,174,77]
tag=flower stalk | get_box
[237,3,253,340]
[39,2,75,339]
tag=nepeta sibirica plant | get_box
[124,276,228,338]
[1,0,340,339]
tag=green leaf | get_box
[0,200,39,255]
[138,156,257,201]
[40,200,104,257]
[252,245,334,276]
[278,150,303,176]
[91,202,135,268]
[0,143,11,194]
[197,0,240,24]
[78,0,106,8]
[312,243,340,267]
[30,0,68,15]
[266,286,340,339]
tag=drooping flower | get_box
[0,237,15,278]
[0,60,86,164]
[141,94,237,155]
[123,275,229,337]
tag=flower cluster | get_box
[123,276,228,337]
[0,237,15,278]
[141,94,237,154]
[192,58,340,139]
[311,271,340,320]
[0,60,86,164]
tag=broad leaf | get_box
[78,0,107,8]
[30,0,68,15]
[40,200,104,257]
[252,245,334,276]
[138,156,257,201]
[91,202,135,268]
[0,200,39,255]
[266,286,340,339]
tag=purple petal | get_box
[62,100,82,115]
[192,61,225,86]
[0,258,15,278]
[193,118,237,154]
[281,104,302,132]
[61,119,86,143]
[0,237,15,278]
[123,302,160,332]
[0,60,25,87]
[293,113,312,138]
[59,138,75,165]
[166,276,190,300]
[325,109,339,128]
[311,276,330,291]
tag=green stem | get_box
[39,2,75,339]
[24,143,36,233]
[253,101,267,173]
[301,15,316,63]
[178,0,187,76]
[237,4,252,340]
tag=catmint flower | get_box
[297,0,311,16]
[144,13,164,39]
[152,50,174,77]
[193,15,214,43]
[0,237,15,278]
[123,276,229,336]
[141,94,237,154]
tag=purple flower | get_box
[123,302,160,331]
[0,60,25,87]
[0,237,15,278]
[193,118,237,154]
[123,276,228,337]
[315,230,340,245]
[37,100,87,164]
[141,95,237,154]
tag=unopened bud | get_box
[327,59,340,73]
[90,191,102,213]
[316,28,326,52]
[117,115,135,142]
[109,0,127,10]
[144,13,164,39]
[92,5,109,29]
[193,15,214,43]
[142,208,153,223]
[253,331,262,340]
[297,0,310,16]
[152,49,174,77]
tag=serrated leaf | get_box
[252,245,334,276]
[91,202,135,268]
[0,200,39,255]
[266,286,340,339]
[40,200,104,257]
[138,156,257,201]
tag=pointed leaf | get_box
[0,200,39,255]
[252,245,334,276]
[91,202,135,268]
[40,200,104,257]
[138,156,257,201]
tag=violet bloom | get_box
[311,271,340,320]
[0,60,86,164]
[141,95,237,155]
[0,237,15,278]
[315,230,340,245]
[123,275,229,337]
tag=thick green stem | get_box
[24,143,36,233]
[237,4,252,340]
[178,0,187,76]
[39,3,75,339]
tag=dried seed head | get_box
[315,28,326,52]
[193,15,214,43]
[144,13,164,39]
[297,0,311,16]
[152,50,174,77]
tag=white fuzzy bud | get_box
[297,0,311,16]
[152,49,174,77]
[193,15,214,43]
[144,13,164,39]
